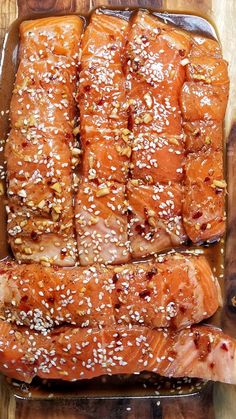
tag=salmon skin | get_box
[6,16,84,265]
[78,12,130,183]
[181,34,228,244]
[127,180,186,258]
[126,11,191,185]
[0,253,221,331]
[0,321,235,384]
[75,179,130,265]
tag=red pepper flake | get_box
[192,211,203,220]
[179,306,186,314]
[146,268,157,280]
[97,98,104,106]
[201,223,207,231]
[139,289,151,299]
[221,343,229,351]
[112,274,119,284]
[48,297,55,304]
[30,231,38,241]
[84,85,91,92]
[179,49,186,57]
[135,224,145,235]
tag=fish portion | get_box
[126,11,191,185]
[131,133,184,185]
[6,16,83,265]
[0,321,235,384]
[78,12,130,183]
[10,57,77,133]
[0,254,221,331]
[181,82,228,122]
[19,15,83,61]
[181,35,228,243]
[124,11,191,256]
[183,151,225,243]
[75,180,130,265]
[183,120,223,153]
[6,127,76,268]
[127,180,186,257]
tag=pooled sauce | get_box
[0,8,225,398]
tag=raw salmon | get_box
[5,127,76,265]
[131,132,184,185]
[190,36,222,59]
[10,57,77,134]
[6,16,83,265]
[180,31,228,243]
[19,15,84,61]
[0,321,235,384]
[186,56,229,86]
[78,12,129,183]
[75,180,130,265]
[82,131,130,183]
[126,11,191,184]
[6,204,77,267]
[0,253,221,331]
[127,180,186,258]
[183,151,225,243]
[182,33,229,133]
[180,82,228,122]
[183,120,223,153]
[185,150,223,183]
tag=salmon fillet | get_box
[180,82,228,122]
[75,180,130,265]
[6,16,83,265]
[82,132,130,183]
[183,150,225,243]
[0,321,235,384]
[127,180,186,258]
[10,57,77,133]
[126,11,191,184]
[181,38,229,123]
[186,56,229,86]
[181,32,228,243]
[131,132,184,185]
[19,15,83,61]
[190,36,223,59]
[183,120,223,153]
[78,12,129,183]
[181,34,229,152]
[0,254,221,331]
[6,127,76,265]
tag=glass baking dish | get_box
[0,0,236,417]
